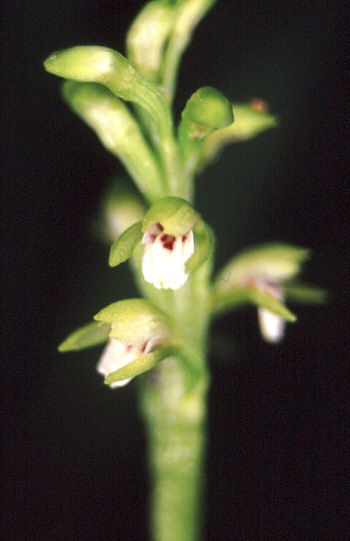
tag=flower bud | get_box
[44,46,137,101]
[126,1,175,83]
[182,86,233,133]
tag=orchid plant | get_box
[45,1,325,539]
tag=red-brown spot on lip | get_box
[163,242,174,250]
[156,223,164,232]
[161,234,175,250]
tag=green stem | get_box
[139,355,209,541]
[137,262,212,541]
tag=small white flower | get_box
[97,338,153,388]
[141,223,194,290]
[256,281,286,343]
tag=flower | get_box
[108,197,212,289]
[92,298,177,388]
[97,338,154,388]
[141,222,195,289]
[213,244,319,343]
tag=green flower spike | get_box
[109,197,213,290]
[213,243,319,343]
[94,298,176,387]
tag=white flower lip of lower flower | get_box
[258,306,286,343]
[141,223,195,290]
[97,338,153,388]
[256,279,286,343]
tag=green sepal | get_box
[142,196,198,235]
[58,321,110,352]
[214,286,297,322]
[109,221,143,267]
[216,243,310,288]
[181,87,233,132]
[126,1,175,83]
[104,346,176,386]
[186,222,213,274]
[284,283,328,304]
[94,298,172,345]
[202,101,278,163]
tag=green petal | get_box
[186,222,214,274]
[142,196,198,235]
[94,298,172,344]
[58,321,110,352]
[104,346,175,386]
[109,221,143,267]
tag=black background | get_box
[4,1,349,539]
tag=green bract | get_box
[58,321,110,352]
[142,196,198,235]
[94,298,173,345]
